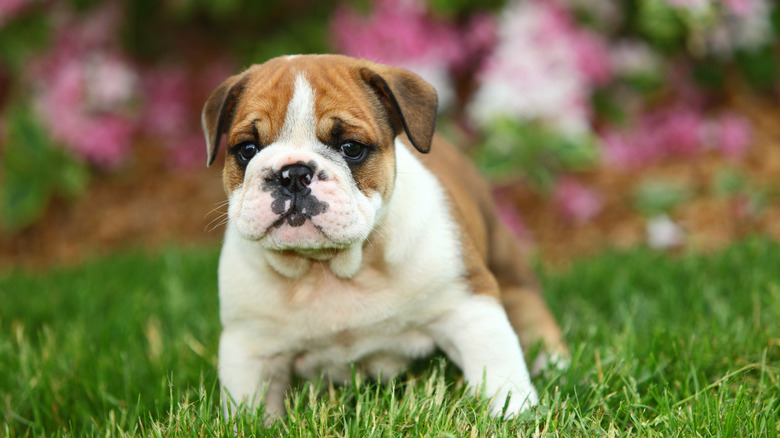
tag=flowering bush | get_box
[0,0,334,232]
[331,0,778,230]
[331,0,497,109]
[467,0,611,135]
[1,0,778,242]
[29,3,138,168]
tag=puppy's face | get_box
[202,55,437,253]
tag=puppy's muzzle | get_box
[268,163,329,228]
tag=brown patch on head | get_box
[300,57,399,202]
[202,55,438,200]
[219,59,298,194]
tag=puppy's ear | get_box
[359,65,438,154]
[202,73,250,167]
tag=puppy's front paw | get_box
[531,350,571,376]
[490,382,539,419]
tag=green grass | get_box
[1,239,779,436]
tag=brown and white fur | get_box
[201,54,568,421]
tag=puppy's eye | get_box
[340,142,368,163]
[235,143,258,167]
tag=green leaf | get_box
[428,0,506,17]
[0,12,51,73]
[712,168,748,197]
[1,105,89,233]
[636,0,685,52]
[691,59,726,89]
[633,180,692,216]
[471,119,598,190]
[735,46,778,91]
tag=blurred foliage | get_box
[633,180,692,216]
[1,106,89,233]
[635,0,686,52]
[734,46,778,91]
[428,0,506,18]
[471,119,599,190]
[712,168,766,217]
[0,0,778,234]
[0,11,51,73]
[0,0,340,235]
[120,0,338,64]
[712,167,749,196]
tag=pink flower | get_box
[72,115,135,168]
[468,0,610,135]
[601,131,652,169]
[83,52,138,112]
[455,13,498,73]
[601,104,709,170]
[571,31,613,86]
[716,113,752,160]
[553,177,603,224]
[138,59,235,169]
[724,0,753,16]
[141,67,191,138]
[654,106,704,158]
[34,58,137,168]
[331,0,461,66]
[542,1,612,85]
[330,0,497,108]
[0,0,31,28]
[29,3,139,168]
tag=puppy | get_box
[201,54,567,421]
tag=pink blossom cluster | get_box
[139,61,233,169]
[553,177,604,224]
[331,0,497,108]
[601,106,752,170]
[494,176,604,233]
[30,3,138,168]
[468,0,611,135]
[0,0,31,28]
[26,3,231,169]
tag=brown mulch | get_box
[0,142,228,269]
[510,92,780,264]
[2,95,779,271]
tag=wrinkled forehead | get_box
[227,57,386,145]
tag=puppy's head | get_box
[202,55,437,255]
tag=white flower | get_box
[646,214,686,249]
[84,52,138,112]
[467,0,591,136]
[610,40,662,77]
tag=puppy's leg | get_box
[501,286,569,374]
[428,295,538,417]
[489,224,569,373]
[218,329,291,422]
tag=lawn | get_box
[1,239,778,437]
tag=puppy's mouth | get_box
[269,191,329,229]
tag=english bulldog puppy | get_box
[201,54,568,421]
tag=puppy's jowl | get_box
[202,54,568,421]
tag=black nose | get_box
[279,163,314,194]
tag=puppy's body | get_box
[202,55,567,420]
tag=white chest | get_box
[217,141,468,379]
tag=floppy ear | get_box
[358,65,438,154]
[202,73,250,167]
